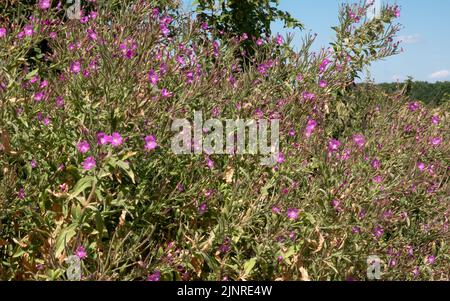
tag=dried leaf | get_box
[299,267,310,281]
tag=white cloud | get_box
[397,34,421,44]
[429,70,450,79]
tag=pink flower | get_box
[372,175,383,183]
[161,88,172,98]
[286,208,299,220]
[272,206,281,214]
[328,139,341,152]
[34,91,45,102]
[331,199,343,212]
[394,6,401,18]
[18,188,25,199]
[426,255,435,265]
[75,246,87,260]
[206,158,214,169]
[56,96,65,107]
[82,156,96,170]
[373,225,384,239]
[431,115,440,125]
[24,25,34,36]
[39,0,51,10]
[319,80,327,88]
[319,58,330,72]
[0,28,6,38]
[276,152,285,164]
[110,132,123,147]
[97,132,110,145]
[431,137,442,146]
[198,203,207,214]
[353,134,365,148]
[371,158,381,170]
[144,135,157,151]
[70,61,81,74]
[304,119,317,138]
[276,34,284,46]
[148,70,159,85]
[147,271,161,281]
[417,162,426,171]
[408,102,420,112]
[256,38,264,46]
[77,141,90,153]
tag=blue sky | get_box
[182,0,450,83]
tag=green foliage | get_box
[376,80,450,106]
[194,0,303,38]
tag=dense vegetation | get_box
[0,1,448,281]
[376,80,450,106]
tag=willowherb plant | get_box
[0,1,448,281]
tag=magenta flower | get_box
[394,6,401,18]
[319,80,327,88]
[431,137,442,146]
[39,80,48,89]
[372,175,383,183]
[30,160,37,169]
[276,152,285,164]
[146,271,161,281]
[77,141,90,153]
[198,202,207,214]
[271,206,281,214]
[18,188,25,200]
[55,96,64,107]
[161,88,172,98]
[206,158,214,169]
[110,132,123,147]
[286,208,299,220]
[82,156,96,170]
[353,134,365,148]
[373,225,384,239]
[426,255,435,265]
[148,70,159,85]
[34,91,44,102]
[39,0,51,10]
[144,135,157,151]
[319,58,330,72]
[408,102,420,112]
[431,115,440,125]
[328,139,341,152]
[331,199,343,212]
[304,119,317,138]
[24,25,34,36]
[256,38,264,46]
[417,162,426,171]
[276,34,284,46]
[43,117,51,126]
[0,28,6,38]
[97,132,110,145]
[75,246,87,260]
[371,158,381,170]
[70,61,81,74]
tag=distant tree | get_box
[194,0,303,39]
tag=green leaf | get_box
[69,176,94,199]
[55,223,78,257]
[243,257,257,277]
